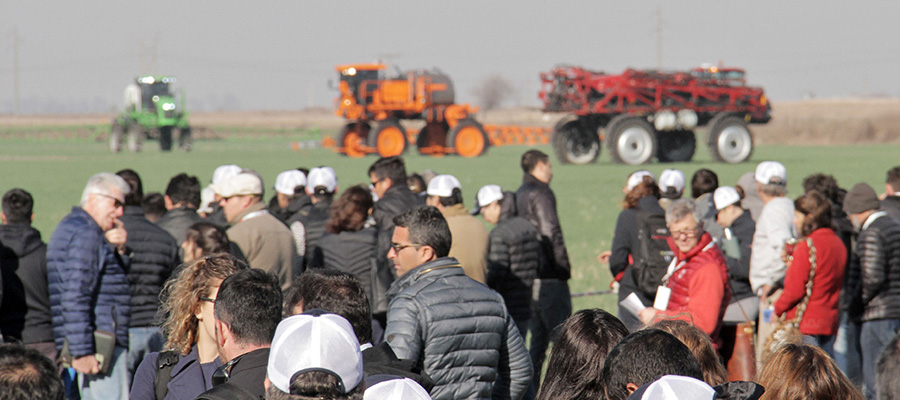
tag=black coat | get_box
[288,199,331,266]
[724,211,756,302]
[373,185,422,273]
[0,224,53,344]
[516,174,570,280]
[308,227,379,307]
[845,213,900,322]
[487,193,541,324]
[121,206,180,328]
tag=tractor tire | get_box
[368,120,407,157]
[447,119,489,157]
[340,122,371,158]
[656,129,696,163]
[552,115,601,165]
[708,116,753,163]
[109,121,124,153]
[178,127,193,151]
[607,116,656,165]
[159,127,174,151]
[127,124,143,153]
[416,122,449,155]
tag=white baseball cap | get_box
[198,186,216,214]
[626,170,655,192]
[627,375,716,400]
[307,167,338,194]
[274,170,306,196]
[212,164,242,184]
[267,311,363,395]
[476,185,504,208]
[713,186,741,210]
[364,376,433,400]
[426,174,461,197]
[755,161,787,185]
[658,169,685,194]
[210,172,263,197]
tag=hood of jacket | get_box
[0,223,44,257]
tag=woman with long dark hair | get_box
[772,190,847,356]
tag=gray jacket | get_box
[384,257,532,400]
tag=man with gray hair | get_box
[638,198,730,345]
[749,161,796,299]
[47,172,132,399]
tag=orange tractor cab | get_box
[333,63,491,158]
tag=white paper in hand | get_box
[619,293,646,317]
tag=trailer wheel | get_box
[369,120,407,157]
[708,116,753,163]
[656,129,696,162]
[340,122,371,158]
[127,123,143,153]
[159,127,174,151]
[416,122,449,155]
[178,127,193,151]
[109,121,124,153]
[607,116,656,165]
[448,119,488,157]
[552,115,601,165]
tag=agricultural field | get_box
[1,99,900,315]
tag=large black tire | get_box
[127,123,143,153]
[656,129,696,163]
[606,116,656,165]
[159,127,173,151]
[447,119,489,157]
[416,122,449,155]
[109,121,124,153]
[552,115,601,165]
[178,127,193,151]
[708,116,753,163]
[339,122,371,158]
[368,120,407,157]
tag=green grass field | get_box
[1,133,897,314]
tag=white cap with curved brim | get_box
[274,170,306,196]
[626,170,655,192]
[426,174,461,197]
[713,186,741,210]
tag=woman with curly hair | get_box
[130,253,247,400]
[757,343,862,400]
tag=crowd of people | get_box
[0,150,897,400]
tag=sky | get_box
[1,1,899,114]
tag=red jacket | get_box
[659,233,731,343]
[773,228,847,336]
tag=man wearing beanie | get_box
[842,182,900,400]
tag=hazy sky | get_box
[1,1,899,113]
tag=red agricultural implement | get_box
[540,64,772,165]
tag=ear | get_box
[215,319,229,348]
[383,177,393,188]
[0,212,5,224]
[887,183,895,196]
[626,382,640,395]
[164,195,175,210]
[420,245,436,263]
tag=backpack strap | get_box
[155,350,180,400]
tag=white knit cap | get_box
[363,376,433,400]
[212,164,242,184]
[713,186,741,210]
[274,170,306,196]
[426,174,461,197]
[658,169,685,193]
[627,375,716,400]
[626,170,655,192]
[267,311,363,394]
[755,161,787,185]
[307,167,338,193]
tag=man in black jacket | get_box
[843,182,900,400]
[288,167,336,272]
[115,169,181,379]
[881,166,900,223]
[368,156,422,275]
[155,172,203,246]
[515,149,572,392]
[0,189,55,360]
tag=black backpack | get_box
[632,210,675,299]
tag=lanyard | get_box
[239,209,268,223]
[661,239,717,284]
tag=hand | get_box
[597,251,611,264]
[638,307,658,326]
[105,219,127,253]
[758,284,773,304]
[780,248,793,265]
[72,354,100,375]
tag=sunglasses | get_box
[211,357,239,387]
[96,193,124,209]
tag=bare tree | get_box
[471,74,515,110]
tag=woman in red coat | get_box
[773,190,847,357]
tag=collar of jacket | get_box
[667,232,715,262]
[440,203,468,217]
[72,206,103,232]
[522,173,547,188]
[863,210,888,231]
[123,205,146,217]
[232,201,267,224]
[384,184,413,198]
[386,257,463,296]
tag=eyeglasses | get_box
[670,227,700,239]
[390,242,422,253]
[199,296,216,303]
[96,193,124,209]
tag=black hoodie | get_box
[0,223,53,343]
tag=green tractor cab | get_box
[110,75,192,152]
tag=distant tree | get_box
[471,74,515,110]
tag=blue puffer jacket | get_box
[47,207,131,357]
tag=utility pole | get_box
[13,27,20,114]
[656,6,663,70]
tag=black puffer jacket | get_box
[288,199,332,266]
[486,192,541,325]
[0,224,53,344]
[849,213,900,321]
[724,211,756,302]
[308,227,378,307]
[373,185,422,272]
[269,194,312,226]
[516,174,570,280]
[121,207,180,328]
[385,257,532,400]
